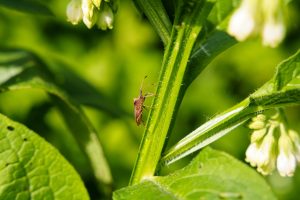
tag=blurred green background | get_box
[0,0,300,199]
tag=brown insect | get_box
[133,76,154,126]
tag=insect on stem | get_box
[133,76,154,126]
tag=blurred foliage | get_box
[0,0,300,199]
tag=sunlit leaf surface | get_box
[115,148,276,200]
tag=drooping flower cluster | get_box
[246,113,300,177]
[66,0,117,30]
[227,0,286,47]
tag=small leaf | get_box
[115,148,276,200]
[0,0,53,16]
[0,113,89,199]
[273,49,300,91]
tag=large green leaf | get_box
[0,113,89,199]
[161,49,300,166]
[0,48,112,195]
[114,148,276,200]
[0,0,53,16]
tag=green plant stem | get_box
[129,0,214,185]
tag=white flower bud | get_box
[97,4,114,30]
[253,114,266,122]
[256,129,276,172]
[277,133,297,177]
[251,128,267,143]
[249,120,265,130]
[66,0,83,25]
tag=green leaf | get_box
[162,49,300,166]
[0,0,53,16]
[0,48,112,195]
[185,30,236,87]
[207,0,238,29]
[115,148,276,200]
[0,113,89,199]
[273,49,300,91]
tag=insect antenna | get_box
[139,75,148,96]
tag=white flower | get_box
[97,4,114,30]
[277,132,297,177]
[82,0,94,19]
[256,129,276,175]
[67,0,83,25]
[227,0,286,47]
[227,0,256,41]
[245,126,276,175]
[257,155,276,176]
[262,20,285,47]
[261,0,285,47]
[277,152,296,177]
[288,130,300,163]
[82,0,97,28]
[246,142,261,167]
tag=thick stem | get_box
[129,0,214,185]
